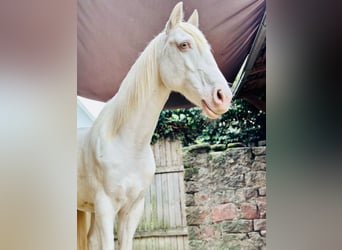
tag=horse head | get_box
[159,2,233,119]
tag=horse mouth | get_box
[201,100,220,119]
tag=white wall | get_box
[77,104,93,128]
[77,96,105,128]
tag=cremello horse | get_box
[77,2,232,250]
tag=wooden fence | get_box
[115,139,189,249]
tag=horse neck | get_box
[91,34,170,147]
[117,81,170,149]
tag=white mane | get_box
[90,33,164,138]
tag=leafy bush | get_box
[152,99,265,147]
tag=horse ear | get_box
[165,2,184,33]
[187,9,199,27]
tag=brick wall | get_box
[183,145,266,250]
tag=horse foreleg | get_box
[117,197,145,250]
[87,212,101,250]
[94,193,115,250]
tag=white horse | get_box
[77,2,232,250]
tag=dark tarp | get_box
[78,0,266,108]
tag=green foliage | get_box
[152,99,265,146]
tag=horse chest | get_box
[104,159,155,196]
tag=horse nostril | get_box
[213,87,231,108]
[216,89,224,102]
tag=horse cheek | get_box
[160,61,182,89]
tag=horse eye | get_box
[179,41,191,51]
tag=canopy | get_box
[78,0,266,109]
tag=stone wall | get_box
[183,145,266,250]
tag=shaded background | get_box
[77,0,266,110]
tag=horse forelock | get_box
[178,22,208,53]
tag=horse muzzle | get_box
[201,86,232,119]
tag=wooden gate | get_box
[115,139,189,249]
